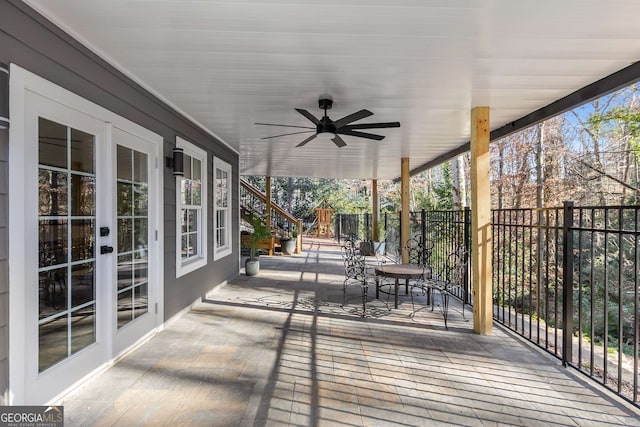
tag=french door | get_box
[16,85,161,404]
[112,128,159,356]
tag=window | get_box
[176,137,207,277]
[213,157,232,259]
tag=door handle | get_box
[100,245,114,254]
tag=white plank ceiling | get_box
[25,0,640,180]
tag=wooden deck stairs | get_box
[240,179,303,255]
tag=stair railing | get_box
[240,179,303,253]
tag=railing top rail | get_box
[573,205,640,211]
[492,205,640,213]
[240,179,267,201]
[491,206,563,213]
[422,209,470,213]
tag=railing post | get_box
[296,219,303,254]
[562,200,574,367]
[464,206,471,305]
[265,176,272,233]
[365,213,370,241]
[421,209,427,265]
[398,210,402,258]
[336,214,341,243]
[384,212,388,243]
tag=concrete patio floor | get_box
[61,239,640,426]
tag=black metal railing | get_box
[492,206,565,355]
[385,209,471,304]
[334,213,387,243]
[240,183,266,219]
[334,214,361,241]
[385,212,400,258]
[334,208,471,304]
[492,202,640,407]
[424,209,471,303]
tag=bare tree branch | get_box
[573,156,640,193]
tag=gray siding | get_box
[0,0,240,401]
[0,129,8,405]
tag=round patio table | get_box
[374,264,426,309]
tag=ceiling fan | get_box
[255,97,400,148]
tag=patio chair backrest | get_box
[341,239,366,280]
[445,245,469,286]
[405,235,434,268]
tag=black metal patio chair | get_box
[404,235,436,312]
[410,241,468,329]
[340,238,393,316]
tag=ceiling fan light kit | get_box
[256,96,400,148]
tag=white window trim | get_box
[213,157,233,260]
[175,137,207,277]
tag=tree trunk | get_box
[287,177,293,213]
[497,141,505,210]
[535,122,546,322]
[535,122,545,209]
[451,155,466,210]
[513,149,531,209]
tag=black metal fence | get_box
[424,209,471,304]
[403,209,471,304]
[334,209,472,303]
[335,213,363,241]
[334,213,381,242]
[492,202,640,407]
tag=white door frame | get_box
[9,64,164,405]
[111,126,161,357]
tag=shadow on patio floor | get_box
[61,238,640,426]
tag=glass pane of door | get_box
[38,117,96,372]
[116,145,149,329]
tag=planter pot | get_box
[281,239,296,255]
[373,241,386,255]
[245,258,260,276]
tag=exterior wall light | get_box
[0,63,8,129]
[172,146,184,176]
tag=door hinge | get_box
[155,302,158,314]
[155,230,158,241]
[155,157,159,169]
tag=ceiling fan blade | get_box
[296,134,317,147]
[261,130,315,140]
[255,122,315,129]
[332,135,347,148]
[295,108,320,125]
[342,121,400,130]
[337,129,385,141]
[333,109,373,128]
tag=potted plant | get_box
[373,222,386,255]
[292,224,299,244]
[244,213,272,276]
[280,226,297,255]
